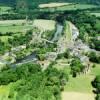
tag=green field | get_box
[0,81,21,100]
[65,75,94,93]
[64,64,100,93]
[0,20,33,33]
[0,25,33,33]
[91,64,100,76]
[0,5,11,14]
[39,2,72,8]
[64,21,72,42]
[57,4,98,11]
[90,13,100,17]
[33,19,56,31]
[40,4,98,12]
[95,20,100,30]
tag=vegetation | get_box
[70,58,85,77]
[92,75,100,100]
[0,63,68,100]
[88,52,100,64]
[0,1,100,100]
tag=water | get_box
[52,23,63,42]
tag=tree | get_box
[89,52,100,63]
[92,75,100,100]
[71,58,85,77]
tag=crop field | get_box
[57,4,98,11]
[0,20,33,33]
[0,5,11,14]
[0,25,33,33]
[64,21,72,42]
[0,20,26,25]
[62,92,95,100]
[33,19,56,31]
[90,13,100,17]
[40,3,98,12]
[39,2,72,8]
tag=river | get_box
[52,23,63,42]
[10,23,63,66]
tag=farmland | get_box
[90,13,100,17]
[0,20,33,33]
[39,3,72,8]
[0,1,100,100]
[39,3,99,12]
[62,64,100,100]
[0,5,11,14]
[33,19,56,31]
